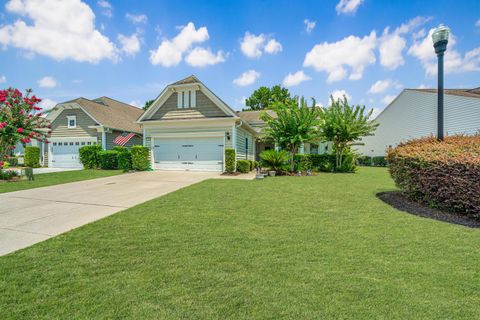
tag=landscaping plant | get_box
[318,95,378,171]
[225,148,236,173]
[236,160,250,173]
[0,88,50,169]
[98,150,119,170]
[24,146,40,168]
[79,145,102,169]
[387,135,480,218]
[115,147,132,171]
[260,149,290,172]
[131,146,150,171]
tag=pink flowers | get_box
[0,122,7,129]
[17,127,24,133]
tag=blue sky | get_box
[0,0,479,115]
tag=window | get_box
[177,89,196,108]
[75,142,79,145]
[67,116,76,128]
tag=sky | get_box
[0,0,479,116]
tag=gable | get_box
[149,90,231,121]
[50,107,98,138]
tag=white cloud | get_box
[0,75,6,83]
[368,79,402,94]
[129,100,142,108]
[39,98,57,109]
[185,47,226,67]
[381,94,396,106]
[118,33,140,56]
[126,13,147,24]
[240,32,282,58]
[329,90,352,105]
[37,76,57,88]
[149,22,210,67]
[417,83,428,89]
[408,29,480,76]
[233,70,260,86]
[0,0,118,63]
[283,70,311,87]
[304,19,316,33]
[475,20,480,28]
[235,96,247,109]
[264,39,282,54]
[335,0,364,15]
[97,0,112,18]
[304,31,376,82]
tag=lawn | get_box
[0,169,123,193]
[0,167,479,319]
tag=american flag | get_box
[113,132,135,146]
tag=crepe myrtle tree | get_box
[318,95,379,170]
[0,88,51,168]
[261,97,322,171]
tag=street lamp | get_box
[432,24,450,141]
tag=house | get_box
[139,75,330,172]
[44,96,143,168]
[358,87,480,156]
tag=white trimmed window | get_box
[177,89,196,109]
[67,116,76,128]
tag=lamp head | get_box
[432,24,450,54]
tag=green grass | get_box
[0,169,123,193]
[1,167,479,319]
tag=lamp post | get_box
[432,24,450,141]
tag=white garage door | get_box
[153,137,224,172]
[50,138,97,168]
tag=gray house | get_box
[45,97,143,168]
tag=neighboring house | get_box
[139,75,330,172]
[45,97,143,168]
[358,88,480,156]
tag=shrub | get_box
[357,156,372,166]
[260,150,290,172]
[117,149,132,171]
[293,154,336,172]
[387,135,480,219]
[0,169,18,180]
[237,160,250,173]
[248,160,255,171]
[131,146,150,171]
[336,151,356,173]
[294,154,313,172]
[225,148,236,173]
[98,150,118,170]
[79,145,102,169]
[24,146,40,168]
[372,156,387,167]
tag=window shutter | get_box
[191,90,196,108]
[177,92,182,108]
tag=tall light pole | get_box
[432,24,450,141]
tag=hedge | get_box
[294,154,336,172]
[24,146,40,168]
[357,155,387,167]
[116,148,132,171]
[98,150,118,170]
[237,160,250,173]
[131,146,150,171]
[225,148,236,173]
[387,135,480,219]
[79,145,102,169]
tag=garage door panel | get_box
[50,139,97,168]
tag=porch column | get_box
[298,143,305,154]
[101,127,107,150]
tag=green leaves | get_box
[245,85,294,110]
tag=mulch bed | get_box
[377,191,480,228]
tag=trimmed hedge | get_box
[372,156,387,167]
[98,150,118,170]
[357,155,387,167]
[116,148,132,171]
[225,148,236,173]
[294,154,336,172]
[131,146,150,171]
[387,135,480,219]
[79,145,102,169]
[237,160,250,173]
[357,156,372,166]
[24,146,40,168]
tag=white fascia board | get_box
[137,87,173,122]
[141,117,237,128]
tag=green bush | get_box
[293,154,336,172]
[260,150,290,172]
[294,154,313,172]
[336,151,356,173]
[248,160,256,171]
[0,169,19,180]
[98,150,118,170]
[24,146,40,168]
[387,135,480,218]
[131,146,150,171]
[225,148,236,173]
[117,149,132,171]
[372,156,387,167]
[237,160,250,173]
[79,145,102,169]
[5,156,18,167]
[357,155,372,166]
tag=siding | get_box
[358,90,480,156]
[236,127,255,160]
[50,108,98,138]
[150,91,229,120]
[144,126,233,149]
[105,130,143,150]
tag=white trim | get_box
[67,115,77,128]
[150,131,225,139]
[101,127,107,150]
[48,136,98,167]
[137,87,173,122]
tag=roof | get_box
[407,88,480,99]
[171,75,201,85]
[66,97,143,133]
[237,110,277,123]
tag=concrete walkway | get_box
[0,171,217,256]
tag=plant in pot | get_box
[259,149,289,176]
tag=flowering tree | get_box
[0,88,50,168]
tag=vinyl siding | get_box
[105,130,143,150]
[235,127,255,160]
[50,108,98,138]
[150,91,229,120]
[358,90,480,156]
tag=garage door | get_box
[50,139,97,168]
[153,137,224,172]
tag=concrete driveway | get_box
[0,171,218,256]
